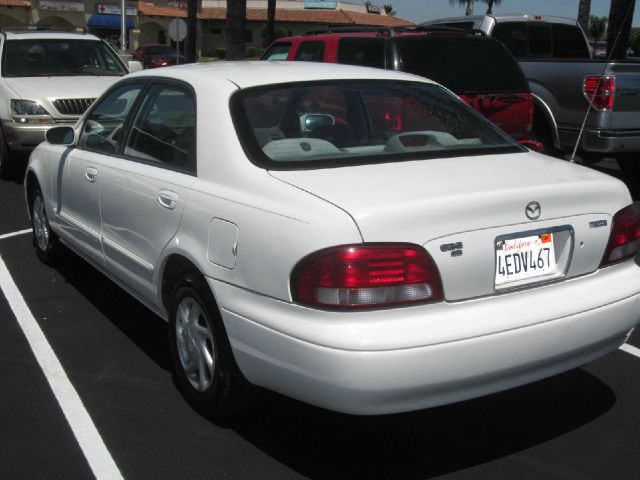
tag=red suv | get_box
[262,27,538,147]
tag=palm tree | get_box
[577,0,591,34]
[226,0,247,60]
[265,0,276,47]
[449,0,473,16]
[484,0,502,15]
[607,0,635,59]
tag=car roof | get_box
[423,14,578,26]
[125,60,436,90]
[1,29,101,41]
[274,27,483,43]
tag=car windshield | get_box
[233,80,522,169]
[2,39,125,77]
[145,45,177,56]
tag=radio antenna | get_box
[570,1,636,163]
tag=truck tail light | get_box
[291,244,443,309]
[601,204,640,266]
[584,75,615,111]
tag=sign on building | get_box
[304,1,338,10]
[96,3,138,16]
[39,0,85,12]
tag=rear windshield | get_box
[395,37,528,94]
[2,39,125,77]
[232,80,521,170]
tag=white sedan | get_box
[25,61,640,416]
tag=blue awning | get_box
[87,14,135,29]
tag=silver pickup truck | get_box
[423,14,640,177]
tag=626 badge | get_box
[495,233,557,286]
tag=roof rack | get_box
[304,25,486,37]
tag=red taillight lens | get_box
[291,244,443,309]
[584,75,615,111]
[601,204,640,266]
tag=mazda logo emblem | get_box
[525,201,541,220]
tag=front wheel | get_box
[31,187,60,264]
[168,273,255,418]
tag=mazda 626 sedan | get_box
[25,62,640,417]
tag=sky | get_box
[388,0,640,26]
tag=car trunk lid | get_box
[270,152,630,300]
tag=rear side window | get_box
[262,42,291,60]
[395,37,528,94]
[492,23,527,58]
[126,84,196,173]
[294,41,325,62]
[528,25,552,56]
[552,24,590,58]
[338,38,386,69]
[493,22,590,59]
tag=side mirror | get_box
[45,126,75,145]
[128,60,143,73]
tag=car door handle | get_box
[157,190,178,210]
[84,167,97,183]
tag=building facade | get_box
[0,0,412,57]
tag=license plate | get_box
[495,233,556,286]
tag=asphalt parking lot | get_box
[1,160,640,480]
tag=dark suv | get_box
[262,27,536,146]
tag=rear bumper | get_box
[211,261,640,415]
[581,128,640,154]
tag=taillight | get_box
[601,204,640,266]
[291,244,443,309]
[584,75,615,111]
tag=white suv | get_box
[0,27,141,178]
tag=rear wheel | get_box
[168,273,255,418]
[30,187,61,264]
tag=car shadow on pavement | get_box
[53,248,171,372]
[232,368,615,479]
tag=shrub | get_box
[215,47,226,59]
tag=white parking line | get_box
[0,254,123,480]
[620,343,640,358]
[0,228,31,240]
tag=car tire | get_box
[0,129,13,180]
[168,273,256,418]
[30,186,61,264]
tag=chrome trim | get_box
[101,235,154,274]
[531,93,561,149]
[58,211,101,241]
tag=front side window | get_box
[262,42,292,60]
[125,84,196,173]
[233,80,521,170]
[79,83,143,155]
[2,39,125,77]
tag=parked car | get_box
[0,26,142,179]
[132,44,187,69]
[421,15,640,173]
[25,61,640,417]
[261,27,538,148]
